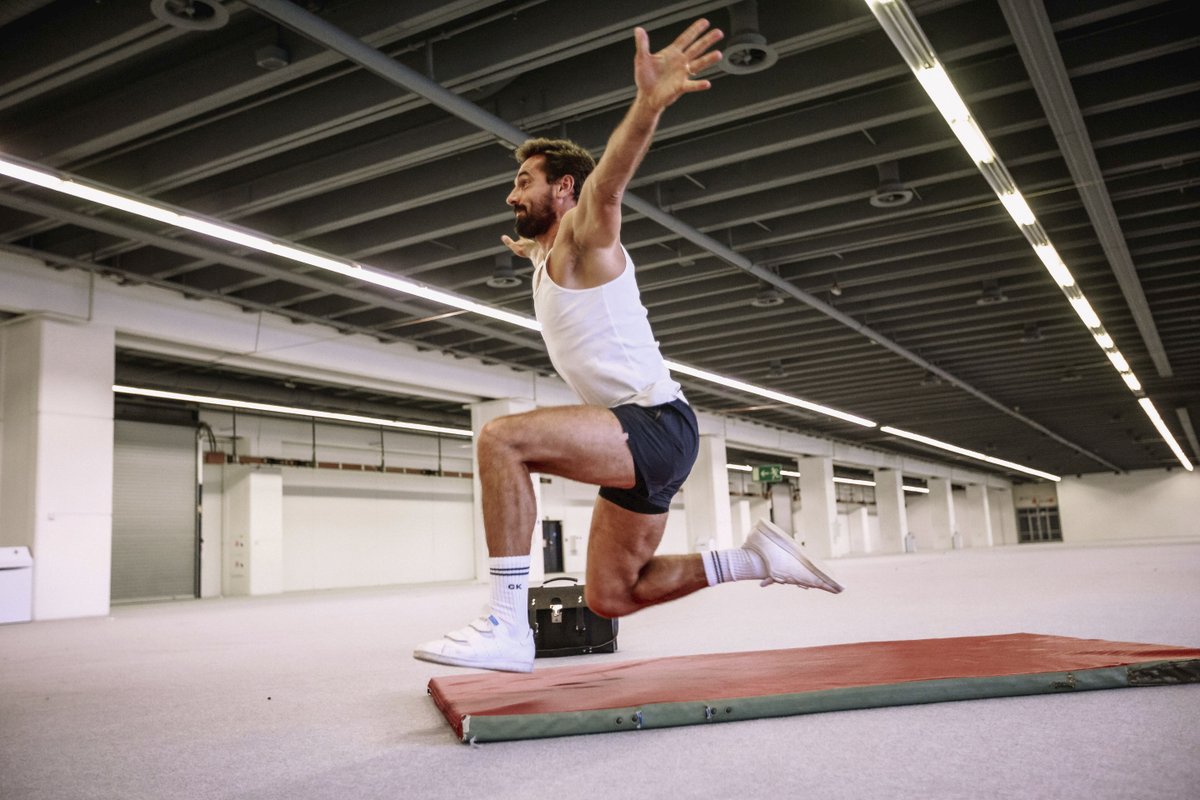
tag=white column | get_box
[770,482,793,534]
[0,318,115,620]
[221,465,283,596]
[847,506,870,555]
[798,455,837,559]
[874,468,908,555]
[683,433,732,552]
[730,497,752,546]
[469,399,543,585]
[926,478,956,551]
[963,484,994,548]
[991,487,1018,545]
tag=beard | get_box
[513,197,556,238]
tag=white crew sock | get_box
[702,547,766,586]
[489,555,531,629]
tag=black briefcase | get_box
[528,577,618,658]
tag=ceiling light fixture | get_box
[0,154,543,334]
[114,385,474,437]
[881,425,1061,481]
[1,153,1069,476]
[863,0,1191,473]
[1137,399,1194,470]
[666,359,876,428]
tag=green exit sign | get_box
[752,464,782,483]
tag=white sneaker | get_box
[744,519,844,594]
[413,615,535,673]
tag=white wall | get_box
[1057,469,1200,543]
[281,467,474,591]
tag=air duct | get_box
[870,161,914,208]
[718,1,778,75]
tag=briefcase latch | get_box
[550,602,563,623]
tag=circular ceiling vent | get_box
[486,254,522,289]
[750,286,785,307]
[150,0,229,31]
[717,1,778,75]
[870,181,914,208]
[869,161,914,208]
[486,272,522,289]
[720,33,779,75]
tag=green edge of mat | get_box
[458,658,1200,743]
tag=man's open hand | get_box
[633,19,723,111]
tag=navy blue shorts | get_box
[599,398,699,515]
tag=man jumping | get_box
[415,19,843,674]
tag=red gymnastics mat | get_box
[427,633,1200,743]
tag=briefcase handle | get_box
[540,576,579,587]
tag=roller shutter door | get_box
[111,420,197,601]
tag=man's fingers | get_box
[685,28,724,58]
[671,18,711,51]
[634,26,649,57]
[689,50,723,75]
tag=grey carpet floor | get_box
[2,540,1198,800]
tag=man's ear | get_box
[557,174,575,199]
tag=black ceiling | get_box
[1,0,1196,480]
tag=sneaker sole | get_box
[412,648,534,673]
[756,520,845,594]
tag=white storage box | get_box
[0,546,33,624]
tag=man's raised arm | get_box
[570,19,723,255]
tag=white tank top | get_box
[532,246,682,408]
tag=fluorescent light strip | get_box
[113,385,473,437]
[834,476,875,487]
[0,156,541,333]
[1033,244,1075,288]
[6,152,1076,476]
[863,0,1192,472]
[727,464,928,492]
[665,359,876,428]
[881,425,1061,481]
[999,190,1036,226]
[1137,398,1195,471]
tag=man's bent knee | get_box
[478,414,529,457]
[584,583,636,619]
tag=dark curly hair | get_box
[513,138,596,201]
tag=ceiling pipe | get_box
[240,0,1119,471]
[996,0,1171,379]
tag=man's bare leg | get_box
[414,405,644,672]
[583,498,708,618]
[413,404,842,672]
